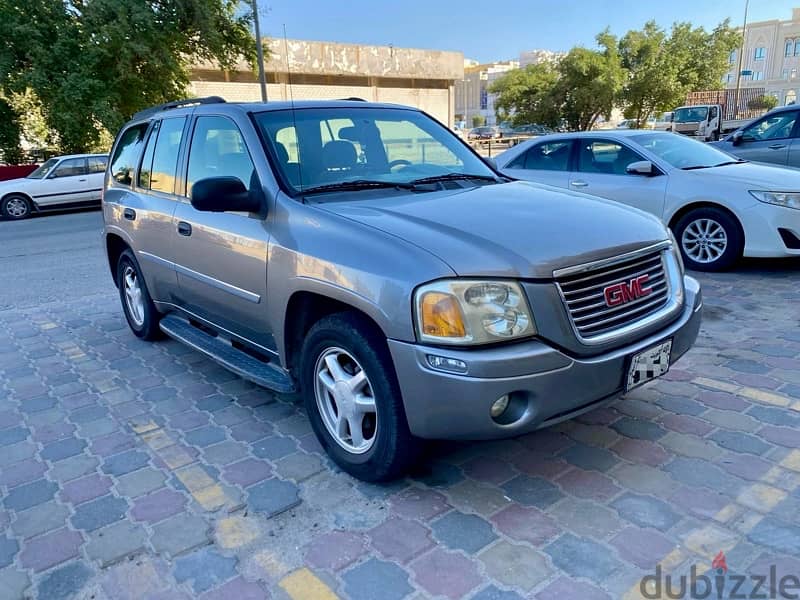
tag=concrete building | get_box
[189,39,463,126]
[724,7,800,106]
[453,60,519,127]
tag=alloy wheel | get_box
[123,266,145,327]
[681,218,728,264]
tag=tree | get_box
[471,114,486,127]
[0,0,257,154]
[489,63,559,127]
[0,98,23,164]
[748,94,778,112]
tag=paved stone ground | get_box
[1,253,800,598]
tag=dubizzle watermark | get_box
[639,552,800,599]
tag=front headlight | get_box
[414,280,536,345]
[750,190,800,210]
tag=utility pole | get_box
[251,0,268,102]
[733,0,750,119]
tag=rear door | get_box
[171,114,272,348]
[569,138,668,218]
[732,110,799,165]
[34,158,90,207]
[501,139,573,188]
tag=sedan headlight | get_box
[414,280,536,345]
[750,190,800,210]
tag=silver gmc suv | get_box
[102,97,702,481]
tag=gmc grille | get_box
[556,250,670,341]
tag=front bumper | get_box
[741,202,800,257]
[389,276,701,440]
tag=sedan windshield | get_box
[26,158,59,179]
[673,107,708,123]
[254,107,496,195]
[632,133,739,170]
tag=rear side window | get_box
[88,156,107,173]
[508,141,572,171]
[110,124,148,186]
[138,118,186,194]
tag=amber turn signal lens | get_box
[419,292,466,338]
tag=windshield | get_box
[254,107,495,195]
[673,107,708,123]
[26,158,59,179]
[632,133,738,169]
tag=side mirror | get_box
[482,156,498,170]
[731,130,744,146]
[190,176,262,213]
[626,160,654,176]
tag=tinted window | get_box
[187,116,255,196]
[150,118,186,194]
[508,141,572,171]
[743,112,798,141]
[110,125,148,186]
[578,140,644,175]
[88,156,107,173]
[53,158,87,178]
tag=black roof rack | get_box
[131,96,226,121]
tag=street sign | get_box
[741,70,753,76]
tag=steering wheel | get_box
[388,159,412,171]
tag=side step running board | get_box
[159,315,295,394]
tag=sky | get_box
[258,0,798,63]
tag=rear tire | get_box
[299,312,420,481]
[1,194,32,220]
[116,249,162,340]
[673,207,743,271]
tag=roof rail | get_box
[340,97,367,102]
[131,96,226,121]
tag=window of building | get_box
[787,39,794,57]
[752,71,764,81]
[754,47,766,60]
[729,49,737,64]
[786,90,797,105]
[726,73,734,83]
[793,69,798,79]
[783,69,790,80]
[795,39,800,56]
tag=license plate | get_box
[625,340,672,392]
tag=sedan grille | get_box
[556,250,670,341]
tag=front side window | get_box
[577,140,644,175]
[26,158,59,179]
[88,156,107,173]
[508,141,572,171]
[52,158,87,178]
[110,124,148,187]
[187,116,255,196]
[742,112,798,141]
[254,107,494,195]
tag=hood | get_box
[315,181,669,279]
[0,177,27,188]
[687,161,800,189]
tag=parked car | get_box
[0,154,108,220]
[103,97,700,480]
[496,130,800,271]
[468,126,502,140]
[710,104,800,168]
[512,124,554,138]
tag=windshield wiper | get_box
[712,160,747,167]
[680,165,713,171]
[410,173,499,186]
[302,179,416,195]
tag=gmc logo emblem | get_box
[603,274,652,307]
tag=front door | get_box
[568,138,668,218]
[171,115,273,349]
[34,157,91,207]
[731,110,799,165]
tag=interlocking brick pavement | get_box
[1,261,800,598]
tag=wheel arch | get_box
[105,233,131,287]
[1,191,36,212]
[667,201,745,244]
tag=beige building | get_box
[453,60,519,127]
[189,39,463,126]
[724,7,800,106]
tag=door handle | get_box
[570,180,588,187]
[177,221,192,236]
[769,143,787,149]
[123,208,136,221]
[78,178,87,182]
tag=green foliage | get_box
[0,98,24,164]
[0,0,257,154]
[748,94,779,112]
[471,114,486,127]
[490,63,559,127]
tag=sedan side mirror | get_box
[626,160,654,176]
[190,176,262,213]
[731,130,744,146]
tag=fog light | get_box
[426,355,468,374]
[490,394,510,418]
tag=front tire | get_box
[1,194,32,220]
[299,313,420,481]
[116,249,162,340]
[673,207,743,271]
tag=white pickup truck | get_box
[667,104,750,142]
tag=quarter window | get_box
[52,158,87,178]
[110,124,148,187]
[508,141,572,171]
[187,116,255,196]
[87,156,107,173]
[577,140,644,175]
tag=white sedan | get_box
[0,154,107,220]
[495,131,800,270]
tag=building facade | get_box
[724,7,800,106]
[453,60,519,127]
[189,39,463,126]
